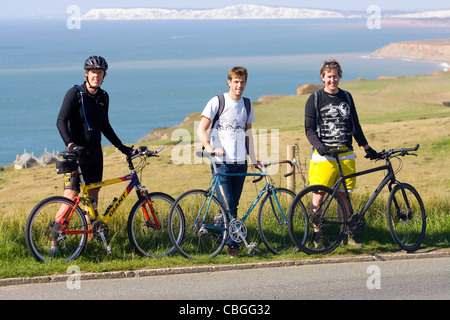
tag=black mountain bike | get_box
[288,144,426,255]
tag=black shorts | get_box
[63,152,103,191]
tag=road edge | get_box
[1,248,448,287]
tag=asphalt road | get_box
[1,256,448,302]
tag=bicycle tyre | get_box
[257,187,297,255]
[168,189,228,259]
[387,183,426,252]
[25,196,88,262]
[127,192,181,257]
[288,185,346,255]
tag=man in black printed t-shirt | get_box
[304,58,379,248]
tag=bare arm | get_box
[246,123,261,168]
[197,116,224,156]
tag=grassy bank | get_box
[1,73,449,279]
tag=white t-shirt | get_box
[201,93,255,163]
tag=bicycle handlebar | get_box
[379,144,419,159]
[327,148,352,157]
[251,160,296,183]
[60,146,164,161]
[325,144,420,160]
[195,151,295,183]
[195,150,216,158]
[130,146,164,160]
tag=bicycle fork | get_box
[389,182,414,223]
[136,185,161,229]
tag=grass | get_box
[1,73,449,280]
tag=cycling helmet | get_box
[84,56,108,71]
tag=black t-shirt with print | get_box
[304,88,368,151]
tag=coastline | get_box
[371,38,450,64]
[139,36,450,143]
[3,31,450,166]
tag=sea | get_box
[1,18,449,166]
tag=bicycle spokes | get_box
[288,185,346,255]
[26,197,88,262]
[168,190,227,259]
[128,193,178,258]
[387,183,426,252]
[258,188,296,255]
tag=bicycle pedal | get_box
[246,242,260,256]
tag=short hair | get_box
[319,59,342,78]
[228,66,248,81]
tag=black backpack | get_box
[211,94,252,130]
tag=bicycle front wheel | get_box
[387,183,426,252]
[288,185,346,255]
[128,192,180,257]
[168,189,228,259]
[258,187,297,255]
[25,196,88,262]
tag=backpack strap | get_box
[314,90,321,137]
[74,85,92,131]
[211,94,251,130]
[243,97,251,124]
[211,94,225,131]
[342,89,356,134]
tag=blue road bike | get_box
[168,151,299,259]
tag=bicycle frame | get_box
[184,162,289,255]
[329,154,399,219]
[81,171,142,223]
[62,152,160,235]
[217,173,280,220]
[203,160,291,228]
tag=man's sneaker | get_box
[226,246,240,258]
[313,232,325,250]
[48,246,60,257]
[51,221,63,240]
[342,234,363,248]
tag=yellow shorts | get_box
[308,148,356,190]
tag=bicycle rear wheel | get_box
[25,196,88,262]
[288,185,346,255]
[127,192,180,257]
[168,189,228,259]
[387,183,426,252]
[258,187,297,255]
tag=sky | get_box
[1,0,449,19]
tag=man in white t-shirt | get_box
[197,66,260,257]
